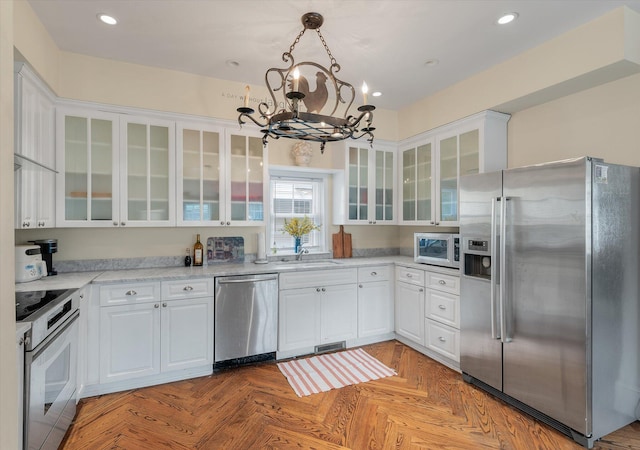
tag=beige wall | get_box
[1,1,18,448]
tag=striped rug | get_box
[277,348,397,397]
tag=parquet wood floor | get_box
[61,340,639,449]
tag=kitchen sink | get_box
[273,260,344,269]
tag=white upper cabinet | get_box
[56,106,175,227]
[334,140,396,225]
[176,122,267,226]
[399,110,509,226]
[14,63,56,229]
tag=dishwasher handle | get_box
[217,275,278,284]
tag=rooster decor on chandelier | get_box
[237,12,375,154]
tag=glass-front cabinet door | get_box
[334,140,396,225]
[120,116,175,226]
[436,128,479,225]
[400,140,433,224]
[176,122,224,225]
[56,108,120,227]
[224,130,266,226]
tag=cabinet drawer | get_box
[280,268,357,290]
[395,266,424,286]
[426,291,459,328]
[161,278,213,300]
[425,319,459,362]
[358,265,391,283]
[426,272,459,295]
[99,282,160,306]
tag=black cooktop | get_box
[16,289,72,322]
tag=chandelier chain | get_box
[315,29,337,67]
[288,28,307,55]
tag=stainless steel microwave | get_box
[414,233,460,268]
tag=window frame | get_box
[268,168,330,256]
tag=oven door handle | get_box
[30,310,79,360]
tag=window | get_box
[269,173,327,254]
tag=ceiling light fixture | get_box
[97,13,118,25]
[497,12,518,25]
[237,12,374,154]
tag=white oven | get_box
[24,311,78,450]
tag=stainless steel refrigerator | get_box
[459,157,640,448]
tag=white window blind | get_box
[270,176,325,253]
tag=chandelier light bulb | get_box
[361,82,369,105]
[293,68,300,92]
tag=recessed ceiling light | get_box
[424,59,439,67]
[372,92,382,97]
[97,13,118,25]
[497,12,518,25]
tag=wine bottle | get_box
[193,234,203,266]
[184,248,192,267]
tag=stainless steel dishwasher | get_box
[214,273,278,366]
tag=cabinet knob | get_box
[80,294,84,299]
[154,304,159,308]
[419,288,424,292]
[435,222,440,225]
[438,304,446,310]
[430,221,435,225]
[220,221,225,225]
[372,221,377,224]
[162,302,167,307]
[121,222,126,226]
[359,284,363,288]
[183,285,194,291]
[226,221,231,226]
[438,336,446,342]
[406,273,412,278]
[24,336,31,347]
[371,271,377,276]
[113,221,118,226]
[438,280,446,285]
[321,287,326,292]
[125,290,137,296]
[18,337,24,346]
[316,288,321,292]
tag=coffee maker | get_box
[29,239,58,276]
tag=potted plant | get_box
[282,216,320,253]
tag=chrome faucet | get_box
[296,247,309,261]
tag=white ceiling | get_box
[26,0,640,111]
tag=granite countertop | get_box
[14,256,460,290]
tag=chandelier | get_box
[237,12,375,154]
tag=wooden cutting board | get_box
[332,225,352,258]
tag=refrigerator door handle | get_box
[490,197,501,340]
[499,196,512,343]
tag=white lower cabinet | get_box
[358,266,394,338]
[395,264,461,370]
[97,279,213,387]
[278,268,357,357]
[395,278,425,344]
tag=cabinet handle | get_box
[125,290,137,296]
[80,294,84,299]
[419,288,424,292]
[371,271,377,276]
[438,304,446,310]
[438,336,446,342]
[18,337,24,346]
[183,285,194,291]
[316,288,321,292]
[162,302,167,307]
[120,221,126,226]
[22,222,30,227]
[154,304,159,308]
[24,336,31,347]
[321,287,326,292]
[359,284,363,288]
[438,280,446,285]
